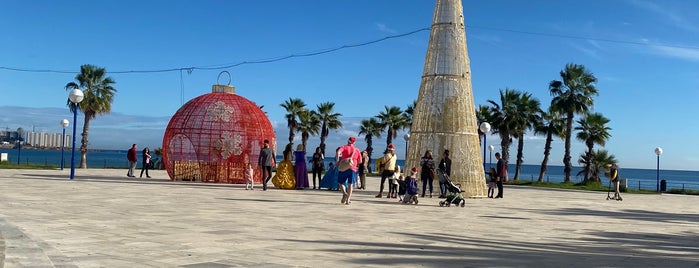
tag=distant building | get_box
[25,132,71,148]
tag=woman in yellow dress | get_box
[272,143,296,189]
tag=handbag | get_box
[338,146,356,172]
[338,158,353,172]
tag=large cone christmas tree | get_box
[405,0,486,198]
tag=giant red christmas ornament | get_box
[162,81,275,184]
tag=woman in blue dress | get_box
[320,162,339,190]
[294,144,310,189]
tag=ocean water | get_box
[3,148,698,191]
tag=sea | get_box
[3,148,699,191]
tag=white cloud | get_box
[649,46,699,62]
[626,0,699,32]
[375,23,397,34]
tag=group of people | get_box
[253,136,514,204]
[256,139,325,191]
[486,152,506,198]
[126,143,152,178]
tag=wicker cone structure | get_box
[405,0,486,198]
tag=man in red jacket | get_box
[127,144,137,177]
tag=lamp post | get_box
[403,133,410,166]
[488,145,494,168]
[60,119,69,170]
[68,89,84,180]
[479,122,491,172]
[654,147,663,192]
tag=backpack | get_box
[407,178,419,195]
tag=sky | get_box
[1,0,699,171]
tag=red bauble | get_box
[162,85,275,183]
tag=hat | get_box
[388,144,395,150]
[348,137,356,144]
[411,167,418,174]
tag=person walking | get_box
[419,150,436,198]
[495,152,506,198]
[126,144,137,177]
[139,147,152,178]
[438,149,451,198]
[258,139,275,191]
[375,144,397,198]
[336,137,361,205]
[310,146,324,189]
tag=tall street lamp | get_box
[479,122,491,172]
[654,147,663,193]
[488,145,494,168]
[403,133,410,165]
[60,119,69,170]
[69,89,84,180]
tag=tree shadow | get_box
[281,229,699,267]
[527,207,699,224]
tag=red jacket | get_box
[127,148,137,162]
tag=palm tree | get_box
[578,149,617,183]
[550,63,598,182]
[376,106,409,148]
[280,98,306,144]
[404,99,417,127]
[65,64,117,168]
[297,109,321,153]
[359,117,383,170]
[510,92,542,180]
[535,107,566,182]
[486,88,521,180]
[575,112,612,182]
[315,102,342,157]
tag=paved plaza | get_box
[0,168,697,267]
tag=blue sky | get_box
[1,0,698,171]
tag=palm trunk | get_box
[320,122,328,156]
[500,133,511,182]
[514,133,524,180]
[288,125,295,144]
[366,136,374,172]
[79,115,91,169]
[584,143,593,183]
[538,132,553,182]
[563,112,574,183]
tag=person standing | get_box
[610,163,622,200]
[495,152,506,198]
[294,144,310,189]
[438,149,452,198]
[336,137,361,205]
[358,150,369,190]
[375,144,397,198]
[126,144,137,177]
[258,139,275,191]
[419,150,436,198]
[139,147,152,178]
[310,147,324,189]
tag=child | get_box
[487,167,496,198]
[403,167,419,204]
[388,165,401,198]
[245,163,254,190]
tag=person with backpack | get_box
[403,167,419,204]
[126,144,137,177]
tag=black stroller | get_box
[436,169,466,207]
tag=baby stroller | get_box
[436,169,466,207]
